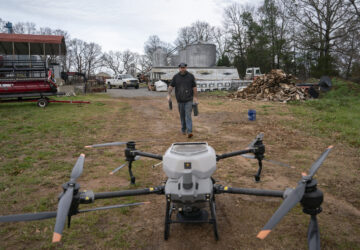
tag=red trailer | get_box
[0,59,89,107]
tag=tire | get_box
[135,85,139,89]
[123,82,127,89]
[37,98,48,108]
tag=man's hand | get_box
[167,86,173,101]
[193,97,199,104]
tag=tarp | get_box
[155,80,168,92]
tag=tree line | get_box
[1,0,359,82]
[145,0,360,82]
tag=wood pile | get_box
[230,69,309,102]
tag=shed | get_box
[0,33,66,56]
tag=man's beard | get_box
[180,71,186,75]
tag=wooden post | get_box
[12,41,15,59]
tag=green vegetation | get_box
[289,78,360,147]
[0,94,136,249]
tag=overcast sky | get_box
[1,0,260,54]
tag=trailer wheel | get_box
[123,82,128,89]
[37,98,48,108]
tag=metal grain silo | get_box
[179,49,187,65]
[152,48,167,67]
[185,42,216,67]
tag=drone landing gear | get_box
[128,160,136,184]
[164,198,219,241]
[209,198,219,240]
[164,199,171,240]
[301,179,323,250]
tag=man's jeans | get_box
[178,100,193,133]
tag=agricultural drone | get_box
[0,133,333,250]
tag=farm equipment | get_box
[0,59,90,107]
[296,76,332,98]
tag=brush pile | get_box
[230,69,309,102]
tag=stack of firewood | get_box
[230,69,309,102]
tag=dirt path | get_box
[90,94,360,249]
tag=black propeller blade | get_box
[52,153,85,243]
[0,211,57,222]
[257,145,333,240]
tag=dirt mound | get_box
[230,69,309,102]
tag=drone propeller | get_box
[257,145,333,244]
[241,154,294,168]
[0,202,149,223]
[85,142,128,148]
[109,156,140,175]
[52,153,85,243]
[109,163,127,175]
[0,211,57,222]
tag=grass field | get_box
[0,80,359,249]
[289,78,360,148]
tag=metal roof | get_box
[0,33,66,55]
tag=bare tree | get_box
[71,39,86,73]
[174,21,215,49]
[83,42,102,77]
[174,26,194,49]
[121,50,138,74]
[102,51,124,75]
[282,0,358,75]
[349,0,360,17]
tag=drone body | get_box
[0,134,333,250]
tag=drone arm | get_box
[93,186,165,200]
[216,148,254,161]
[215,185,284,198]
[133,151,163,161]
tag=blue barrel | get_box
[248,109,256,121]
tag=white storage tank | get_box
[183,42,216,67]
[152,48,167,67]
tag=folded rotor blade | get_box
[85,142,128,148]
[109,163,127,175]
[264,159,294,169]
[257,181,306,239]
[242,154,255,159]
[0,211,57,222]
[70,154,85,181]
[78,201,150,213]
[308,215,320,250]
[241,154,293,168]
[52,187,73,243]
[308,146,333,178]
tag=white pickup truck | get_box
[106,74,139,89]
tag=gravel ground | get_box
[107,86,169,98]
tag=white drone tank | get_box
[162,142,217,179]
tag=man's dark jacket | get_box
[170,71,196,103]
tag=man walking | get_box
[167,63,198,138]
